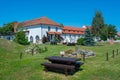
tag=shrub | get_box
[14,31,30,45]
[42,35,48,44]
[23,44,48,54]
[54,37,58,42]
[67,42,76,46]
[115,37,120,40]
[77,38,84,45]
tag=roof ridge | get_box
[22,17,41,23]
[64,26,84,29]
[20,16,60,27]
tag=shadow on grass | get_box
[43,68,83,76]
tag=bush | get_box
[42,35,48,44]
[54,37,58,42]
[14,31,30,45]
[115,37,120,40]
[67,42,76,46]
[77,38,84,45]
[100,35,107,41]
[23,44,48,54]
[35,44,48,53]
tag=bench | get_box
[49,61,84,70]
[75,62,84,70]
[41,62,75,76]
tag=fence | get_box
[106,49,119,61]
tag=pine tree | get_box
[83,28,95,46]
[91,11,104,39]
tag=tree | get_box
[77,38,84,45]
[83,28,95,46]
[0,22,14,35]
[99,24,117,41]
[100,24,108,41]
[107,24,117,39]
[91,11,104,39]
[14,31,30,45]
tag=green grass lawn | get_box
[0,39,120,80]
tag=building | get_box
[14,16,85,44]
[0,34,14,41]
[62,26,85,43]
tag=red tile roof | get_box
[21,16,61,27]
[63,26,85,31]
[47,31,62,35]
[55,32,62,35]
[62,26,85,34]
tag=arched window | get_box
[30,36,33,43]
[36,35,39,43]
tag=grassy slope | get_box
[0,39,120,80]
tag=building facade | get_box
[14,17,85,44]
[62,26,85,43]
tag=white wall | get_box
[28,25,42,43]
[19,24,62,43]
[41,25,62,41]
[58,27,62,32]
[62,34,84,43]
[1,35,14,41]
[41,25,48,37]
[19,25,42,43]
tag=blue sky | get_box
[0,0,120,31]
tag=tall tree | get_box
[83,28,95,46]
[91,11,104,39]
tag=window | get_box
[36,35,39,43]
[56,27,58,32]
[30,36,33,43]
[70,34,71,38]
[48,26,51,31]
